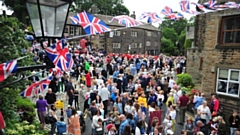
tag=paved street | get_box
[32,78,192,135]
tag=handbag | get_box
[45,114,57,124]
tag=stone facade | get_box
[186,3,240,119]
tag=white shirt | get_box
[91,115,104,129]
[168,79,174,88]
[157,94,164,102]
[169,110,176,120]
[135,127,141,135]
[98,87,109,101]
[197,105,211,120]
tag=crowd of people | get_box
[31,43,240,135]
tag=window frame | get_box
[216,68,240,97]
[220,15,240,46]
[146,41,151,46]
[70,26,74,35]
[139,43,142,48]
[112,43,121,49]
[114,31,121,36]
[131,31,137,37]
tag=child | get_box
[56,117,66,135]
[95,118,103,135]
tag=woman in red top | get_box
[86,70,91,91]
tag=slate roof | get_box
[66,12,161,32]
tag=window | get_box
[146,41,151,46]
[114,31,121,36]
[113,43,121,48]
[131,32,137,37]
[220,16,240,45]
[216,68,240,97]
[147,31,151,36]
[153,32,158,37]
[74,27,79,35]
[139,43,142,48]
[131,43,138,48]
[70,26,74,35]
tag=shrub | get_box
[177,73,194,88]
[16,96,35,123]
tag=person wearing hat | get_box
[106,124,116,135]
[178,91,190,125]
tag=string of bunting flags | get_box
[68,0,240,39]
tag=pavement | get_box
[31,77,193,135]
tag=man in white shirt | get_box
[98,84,109,118]
[168,76,175,89]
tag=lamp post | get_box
[2,0,73,86]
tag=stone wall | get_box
[187,8,240,118]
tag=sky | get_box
[123,0,199,26]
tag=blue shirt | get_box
[119,119,129,135]
[113,71,119,79]
[194,97,206,109]
[130,66,136,75]
[127,119,136,133]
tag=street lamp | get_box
[26,0,73,38]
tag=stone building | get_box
[187,0,240,117]
[64,12,161,55]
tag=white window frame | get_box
[216,68,240,97]
[131,43,138,48]
[114,31,121,36]
[139,43,142,48]
[113,43,121,49]
[70,26,74,35]
[131,31,137,37]
[146,41,151,46]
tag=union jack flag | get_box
[176,13,184,20]
[110,15,141,27]
[20,75,53,97]
[185,10,200,15]
[139,12,162,23]
[224,2,239,9]
[53,67,64,78]
[0,60,17,82]
[45,39,73,71]
[70,11,111,35]
[204,0,217,9]
[35,75,53,95]
[179,0,190,12]
[191,2,213,13]
[161,6,178,20]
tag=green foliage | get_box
[161,37,179,56]
[180,86,192,95]
[176,73,194,88]
[162,28,178,43]
[6,120,47,135]
[72,0,130,15]
[0,16,34,129]
[159,18,188,35]
[184,39,193,49]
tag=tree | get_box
[2,0,28,24]
[161,37,179,56]
[0,16,34,128]
[159,18,188,35]
[72,0,130,15]
[162,28,178,43]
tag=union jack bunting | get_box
[179,0,190,12]
[185,10,200,15]
[191,2,214,13]
[224,2,239,9]
[20,75,53,97]
[0,60,17,82]
[161,6,174,16]
[35,75,53,95]
[110,15,141,27]
[176,13,184,20]
[53,67,64,78]
[70,11,111,35]
[45,39,73,71]
[204,0,217,9]
[139,12,162,23]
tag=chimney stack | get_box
[130,11,136,19]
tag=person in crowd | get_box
[217,116,227,135]
[91,109,104,135]
[67,108,81,135]
[178,91,190,125]
[169,105,177,132]
[86,70,92,92]
[66,80,74,106]
[95,95,103,109]
[197,100,212,124]
[98,84,109,118]
[196,120,208,135]
[107,124,116,135]
[45,88,56,112]
[138,93,147,109]
[74,89,79,109]
[114,97,123,115]
[36,94,49,130]
[126,113,136,134]
[166,93,174,115]
[193,93,205,115]
[229,110,240,135]
[210,94,220,114]
[50,104,58,135]
[119,115,129,135]
[183,117,195,135]
[122,125,133,135]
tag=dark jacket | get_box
[45,93,56,104]
[218,122,227,135]
[229,115,240,128]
